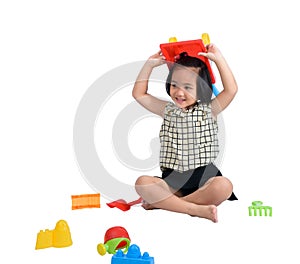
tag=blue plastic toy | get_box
[111,244,154,264]
[212,84,220,96]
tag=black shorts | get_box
[161,163,237,200]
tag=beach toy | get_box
[111,244,154,264]
[107,197,143,211]
[248,201,272,216]
[71,193,100,210]
[160,33,220,96]
[35,220,72,249]
[169,37,177,43]
[201,33,210,46]
[97,226,131,256]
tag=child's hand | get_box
[198,44,223,63]
[146,51,166,68]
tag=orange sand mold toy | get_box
[71,193,100,210]
[35,219,72,249]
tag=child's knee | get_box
[135,175,148,186]
[214,177,233,196]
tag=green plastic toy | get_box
[248,201,272,217]
[97,237,131,255]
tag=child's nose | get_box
[176,87,185,96]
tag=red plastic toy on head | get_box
[160,38,216,83]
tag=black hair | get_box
[165,52,213,104]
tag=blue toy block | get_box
[111,244,154,264]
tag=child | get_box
[132,43,238,223]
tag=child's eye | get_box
[184,86,192,90]
[171,83,177,88]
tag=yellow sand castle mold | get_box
[35,220,73,249]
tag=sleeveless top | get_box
[159,102,219,172]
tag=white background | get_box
[1,0,300,263]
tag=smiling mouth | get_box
[176,98,186,103]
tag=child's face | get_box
[170,67,198,109]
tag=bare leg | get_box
[182,176,233,206]
[135,176,218,223]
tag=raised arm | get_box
[198,44,238,117]
[132,51,169,117]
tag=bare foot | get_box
[141,200,217,222]
[142,201,158,210]
[190,204,218,223]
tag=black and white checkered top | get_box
[159,102,219,172]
